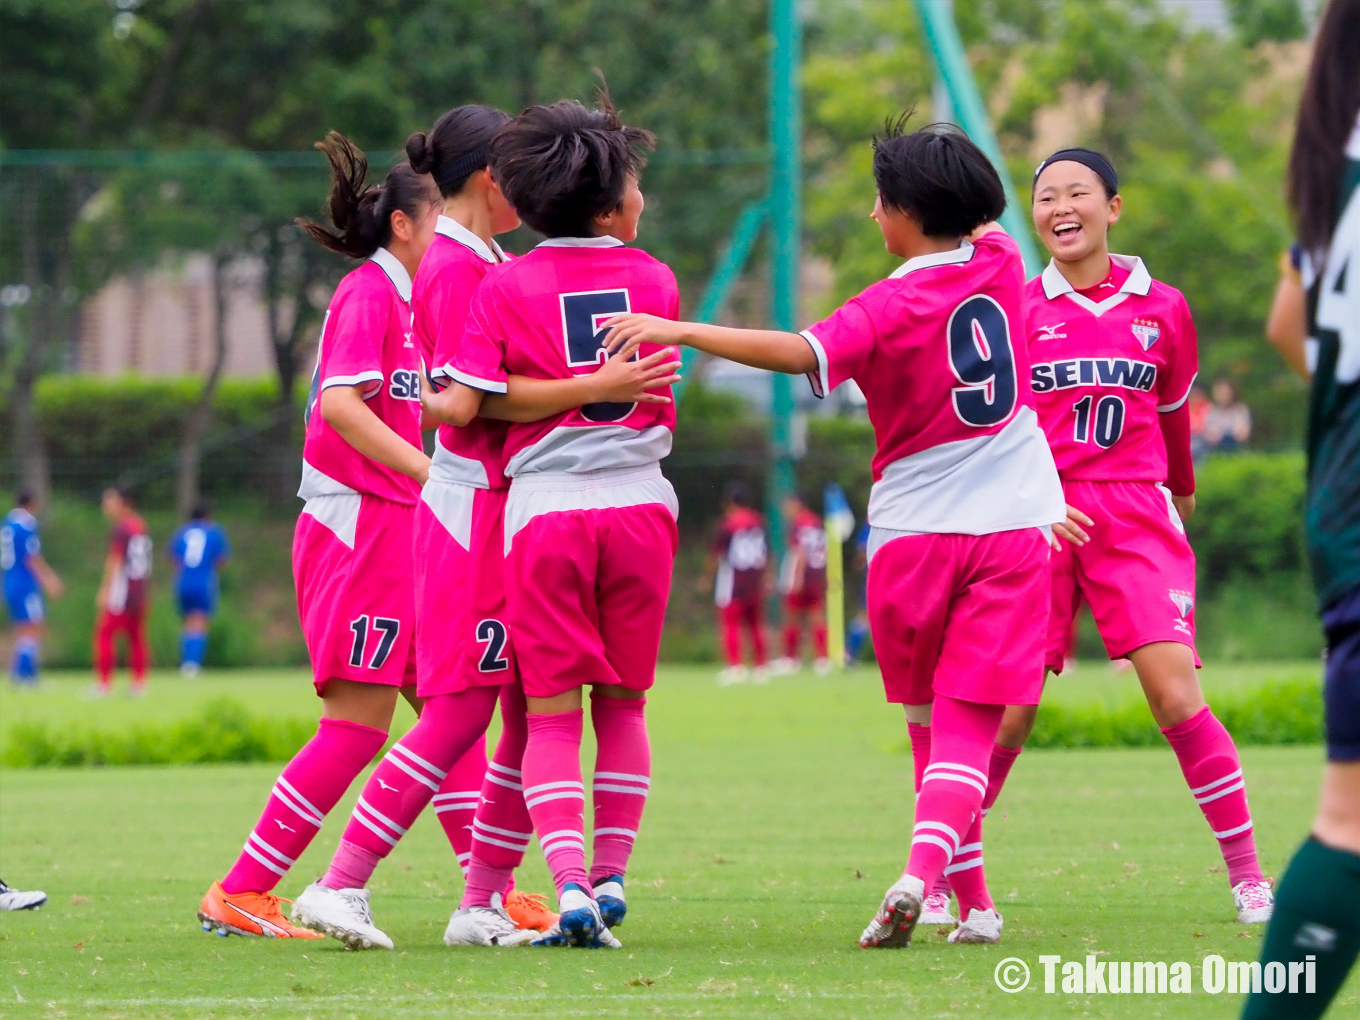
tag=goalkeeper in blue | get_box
[2,491,63,685]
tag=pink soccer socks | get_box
[589,694,651,885]
[904,696,1005,895]
[433,735,489,878]
[521,710,590,895]
[222,717,387,894]
[1162,706,1264,887]
[462,684,535,910]
[317,686,499,892]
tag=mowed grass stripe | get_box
[1,665,1356,1019]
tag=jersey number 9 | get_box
[947,294,1017,428]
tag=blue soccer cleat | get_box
[592,875,626,928]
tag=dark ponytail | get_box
[299,131,437,259]
[406,105,512,198]
[1287,0,1360,258]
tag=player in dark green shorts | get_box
[1247,1,1360,1016]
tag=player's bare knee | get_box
[997,704,1037,749]
[903,703,932,726]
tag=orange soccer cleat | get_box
[197,880,323,939]
[504,889,559,932]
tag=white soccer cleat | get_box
[291,883,393,950]
[859,874,924,948]
[444,897,538,947]
[768,656,799,676]
[919,890,956,925]
[1233,879,1274,924]
[948,907,1003,943]
[717,665,750,686]
[180,662,201,678]
[813,657,833,675]
[0,879,46,911]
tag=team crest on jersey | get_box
[1131,318,1161,351]
[1168,589,1194,618]
[1036,322,1067,341]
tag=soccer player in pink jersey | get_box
[971,148,1273,925]
[448,94,682,948]
[197,134,441,942]
[290,107,676,951]
[605,118,1068,949]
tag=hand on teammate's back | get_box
[1051,503,1093,549]
[590,341,681,405]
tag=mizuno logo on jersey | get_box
[1032,358,1157,393]
[1036,322,1067,341]
[1131,318,1161,350]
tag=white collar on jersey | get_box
[370,246,413,302]
[1040,253,1152,317]
[536,236,625,248]
[435,215,507,264]
[888,240,976,279]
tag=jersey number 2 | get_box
[947,294,1017,427]
[349,615,400,669]
[475,619,510,673]
[560,289,636,423]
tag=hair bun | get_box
[405,131,434,173]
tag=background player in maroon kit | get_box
[94,486,152,697]
[705,481,769,684]
[969,148,1273,926]
[450,92,681,948]
[605,119,1068,949]
[198,134,441,942]
[773,492,829,675]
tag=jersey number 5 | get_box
[947,294,1017,427]
[560,289,636,423]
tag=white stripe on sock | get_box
[593,771,651,786]
[473,820,534,840]
[389,743,448,782]
[385,754,440,793]
[593,784,649,796]
[433,790,481,803]
[524,780,585,797]
[925,760,988,783]
[921,772,986,797]
[944,857,985,875]
[910,833,956,857]
[913,820,961,849]
[356,796,408,837]
[432,801,479,815]
[485,772,523,791]
[241,840,289,876]
[1196,780,1246,805]
[594,827,638,840]
[1190,769,1243,797]
[270,784,324,828]
[1212,819,1254,840]
[954,842,983,856]
[348,807,400,848]
[473,833,533,852]
[275,777,324,823]
[526,789,586,809]
[248,833,296,866]
[489,761,522,778]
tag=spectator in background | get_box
[2,491,63,686]
[1203,377,1252,453]
[1188,385,1212,463]
[703,481,769,685]
[169,504,230,678]
[94,486,152,697]
[771,493,830,675]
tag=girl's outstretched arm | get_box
[602,315,816,376]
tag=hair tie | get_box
[434,144,491,193]
[1032,147,1118,195]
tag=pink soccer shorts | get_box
[414,484,518,697]
[867,528,1051,707]
[1047,479,1199,672]
[506,503,678,701]
[293,493,416,693]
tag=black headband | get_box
[1032,147,1118,196]
[434,144,491,194]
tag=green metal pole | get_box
[767,0,800,559]
[675,199,769,402]
[913,0,1042,275]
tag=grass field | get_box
[1,664,1355,1019]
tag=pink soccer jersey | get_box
[1025,255,1198,483]
[415,216,512,489]
[451,236,679,476]
[300,248,424,504]
[800,230,1064,536]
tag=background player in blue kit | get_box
[2,491,64,686]
[168,504,230,677]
